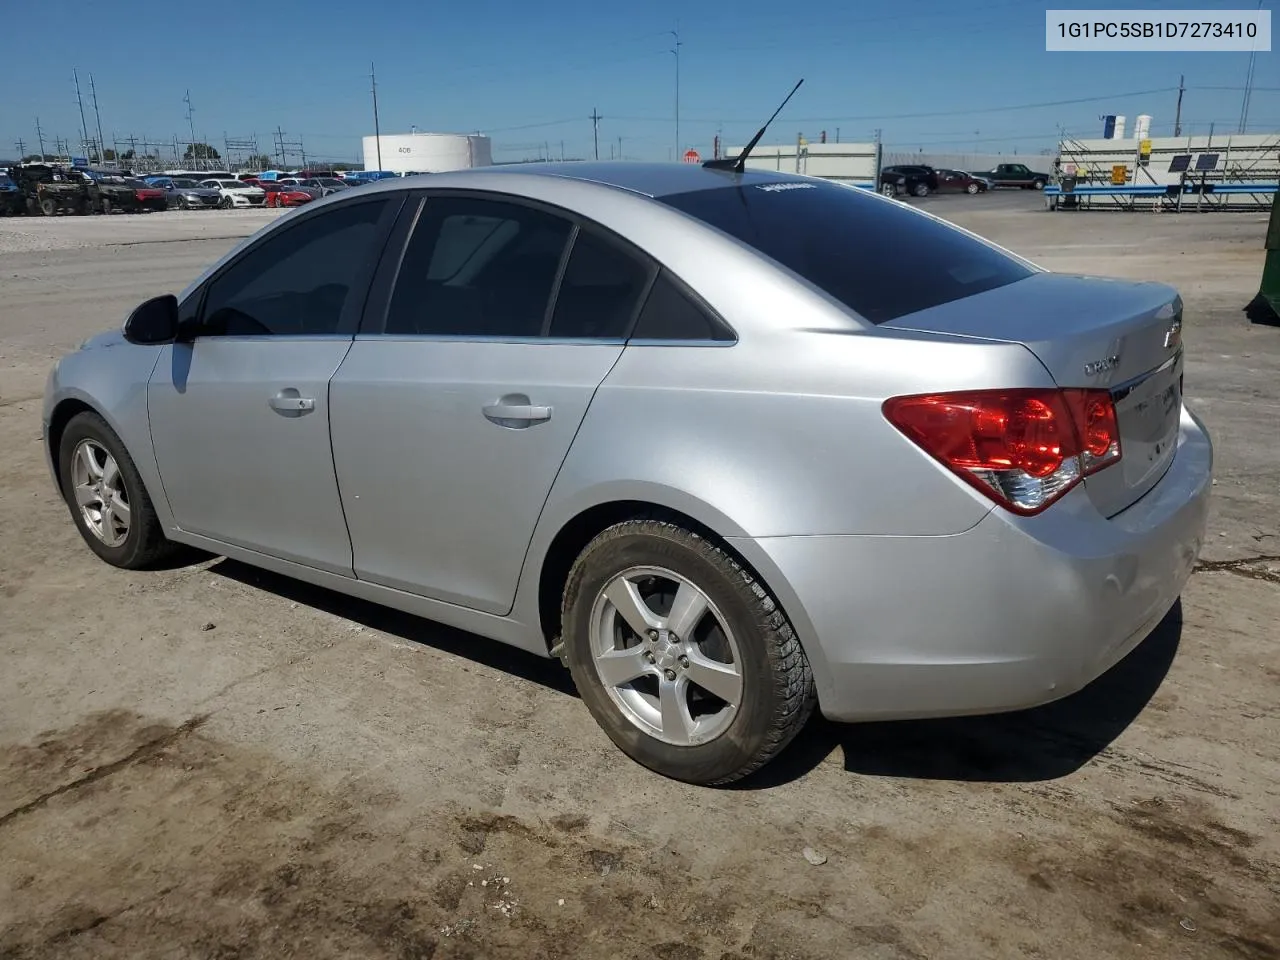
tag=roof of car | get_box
[360,161,812,201]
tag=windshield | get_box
[659,180,1033,325]
[171,179,198,188]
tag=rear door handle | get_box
[269,389,315,415]
[483,395,552,428]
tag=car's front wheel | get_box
[220,196,233,209]
[57,411,182,570]
[966,182,980,195]
[561,519,816,786]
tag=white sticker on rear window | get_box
[755,182,817,193]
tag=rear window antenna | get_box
[703,79,805,173]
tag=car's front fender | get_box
[43,340,173,529]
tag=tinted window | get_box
[547,230,651,339]
[660,181,1033,324]
[631,271,731,341]
[384,196,572,337]
[201,199,390,337]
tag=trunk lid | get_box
[883,272,1185,517]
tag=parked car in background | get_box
[969,163,1050,190]
[199,178,266,208]
[0,172,20,215]
[42,162,1211,786]
[878,164,939,198]
[261,182,317,208]
[148,177,223,210]
[83,172,168,214]
[298,176,350,196]
[935,169,989,194]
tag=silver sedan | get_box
[42,162,1213,785]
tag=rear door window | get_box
[659,180,1033,324]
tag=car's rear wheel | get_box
[40,197,57,216]
[101,197,112,215]
[912,182,930,197]
[561,519,816,786]
[1032,178,1046,190]
[57,411,182,570]
[879,182,896,198]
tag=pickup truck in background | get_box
[968,163,1051,190]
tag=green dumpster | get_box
[1261,188,1280,317]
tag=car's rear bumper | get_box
[729,404,1213,722]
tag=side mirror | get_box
[122,294,179,345]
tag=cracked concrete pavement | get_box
[1,196,1277,960]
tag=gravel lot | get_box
[1,195,1278,960]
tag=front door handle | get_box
[483,394,552,428]
[269,389,315,415]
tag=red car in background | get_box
[261,182,316,208]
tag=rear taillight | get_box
[135,191,145,201]
[882,388,1122,515]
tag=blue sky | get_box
[2,0,1274,165]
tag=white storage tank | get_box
[1134,115,1152,142]
[362,132,493,174]
[1113,115,1127,139]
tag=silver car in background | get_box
[41,163,1212,785]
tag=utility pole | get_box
[370,62,383,171]
[669,26,682,158]
[618,135,624,160]
[14,138,25,158]
[73,69,90,157]
[90,73,106,162]
[1174,74,1185,137]
[1238,0,1262,133]
[184,90,197,159]
[35,117,47,159]
[275,126,286,169]
[590,108,601,160]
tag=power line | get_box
[610,87,1183,126]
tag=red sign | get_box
[682,149,701,164]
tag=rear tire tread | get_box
[562,517,816,786]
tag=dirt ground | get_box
[1,194,1277,960]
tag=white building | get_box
[362,132,493,174]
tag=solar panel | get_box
[1167,154,1192,173]
[1195,153,1220,171]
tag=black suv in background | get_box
[878,164,940,198]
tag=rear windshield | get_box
[659,180,1033,324]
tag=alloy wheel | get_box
[589,566,744,746]
[70,439,131,547]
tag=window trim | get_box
[356,187,736,346]
[188,192,405,342]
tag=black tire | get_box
[560,519,816,786]
[220,196,233,209]
[101,197,112,215]
[40,197,57,216]
[1032,178,1046,190]
[912,182,930,197]
[57,411,182,570]
[966,182,980,195]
